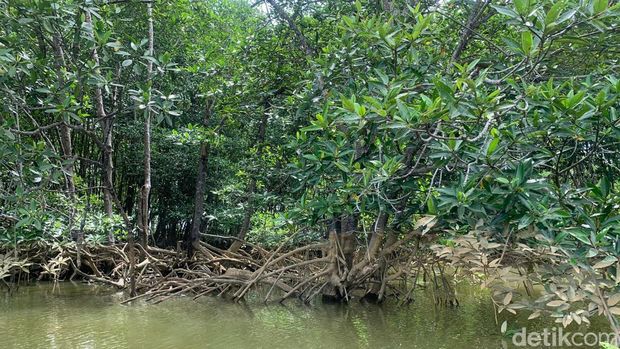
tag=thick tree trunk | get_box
[323,219,343,301]
[340,214,358,270]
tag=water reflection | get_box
[0,282,608,349]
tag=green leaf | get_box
[490,127,500,138]
[18,18,34,24]
[487,137,500,156]
[335,161,350,173]
[466,59,480,73]
[35,87,52,94]
[555,36,587,45]
[300,124,323,132]
[593,0,608,14]
[516,163,525,183]
[355,0,362,12]
[427,197,437,214]
[16,218,30,229]
[596,90,607,106]
[4,129,15,140]
[302,154,319,161]
[556,8,577,24]
[355,103,366,117]
[545,2,564,25]
[518,215,534,230]
[491,5,519,18]
[496,177,510,184]
[342,97,355,112]
[521,31,533,55]
[567,228,591,245]
[396,99,410,120]
[514,0,530,16]
[434,79,454,102]
[598,177,610,198]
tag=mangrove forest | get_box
[1,0,619,347]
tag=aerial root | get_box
[4,239,458,305]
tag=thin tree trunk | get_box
[452,0,493,61]
[84,7,115,244]
[50,32,75,197]
[58,124,75,196]
[367,211,388,260]
[189,99,213,255]
[139,2,154,246]
[228,179,256,252]
[189,143,209,246]
[264,0,314,55]
[367,211,389,298]
[125,184,135,216]
[229,102,269,252]
[346,211,388,285]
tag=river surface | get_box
[0,282,610,348]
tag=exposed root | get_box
[2,223,457,305]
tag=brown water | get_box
[0,282,609,348]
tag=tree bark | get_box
[345,211,388,286]
[367,211,388,261]
[340,214,358,270]
[50,32,75,197]
[139,2,154,246]
[452,0,493,61]
[367,212,389,299]
[323,219,343,300]
[189,99,213,255]
[58,124,75,196]
[84,7,115,244]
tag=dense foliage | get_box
[1,0,619,337]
